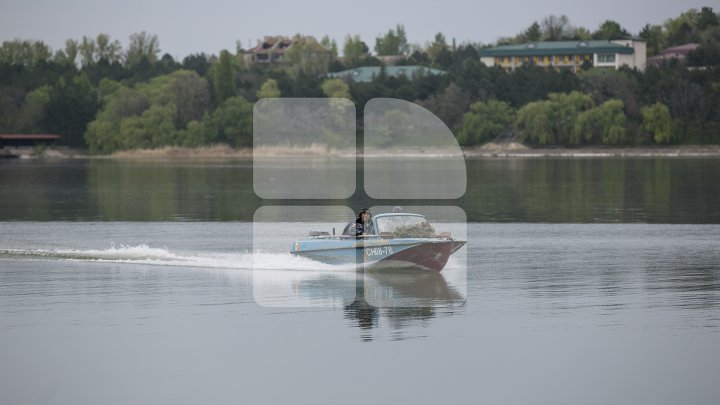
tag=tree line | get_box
[0,8,719,153]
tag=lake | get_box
[1,158,719,222]
[1,157,719,404]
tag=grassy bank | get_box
[463,142,720,158]
[7,143,720,160]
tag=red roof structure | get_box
[647,43,700,65]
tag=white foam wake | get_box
[0,245,350,272]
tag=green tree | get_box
[500,19,576,45]
[85,70,209,153]
[592,20,629,40]
[169,70,210,128]
[342,35,369,67]
[571,27,593,41]
[321,35,338,59]
[579,68,640,118]
[182,53,211,76]
[16,85,50,133]
[641,102,674,143]
[54,39,79,66]
[697,7,719,31]
[640,24,666,56]
[107,86,148,117]
[426,32,448,63]
[374,24,409,56]
[640,65,702,137]
[77,33,125,66]
[547,91,594,143]
[119,105,176,149]
[176,120,206,147]
[321,78,351,99]
[525,22,541,42]
[79,36,97,67]
[203,96,253,146]
[457,100,515,145]
[157,53,180,74]
[541,15,572,41]
[95,34,123,63]
[515,91,594,145]
[0,39,52,67]
[257,79,281,98]
[285,35,334,77]
[502,65,581,108]
[688,21,720,66]
[416,83,471,131]
[664,10,699,45]
[43,75,99,147]
[85,119,119,153]
[574,99,626,144]
[214,50,236,104]
[125,31,160,67]
[97,78,123,102]
[515,100,554,144]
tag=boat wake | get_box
[0,244,349,272]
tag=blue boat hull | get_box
[291,237,465,272]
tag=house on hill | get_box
[647,43,700,66]
[480,39,646,72]
[244,35,333,65]
[244,36,293,64]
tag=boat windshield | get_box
[374,215,427,234]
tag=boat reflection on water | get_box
[344,267,465,340]
[363,268,464,308]
[277,264,465,340]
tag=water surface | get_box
[2,158,720,404]
[1,158,719,222]
[1,222,719,404]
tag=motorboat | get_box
[290,213,465,272]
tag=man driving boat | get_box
[342,208,376,236]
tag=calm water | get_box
[1,158,719,222]
[1,158,720,404]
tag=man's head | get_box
[359,208,372,221]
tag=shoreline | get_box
[461,144,720,158]
[4,144,720,160]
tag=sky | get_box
[0,0,715,59]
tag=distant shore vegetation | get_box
[1,9,720,154]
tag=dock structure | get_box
[0,134,62,158]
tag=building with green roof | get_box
[327,65,446,83]
[480,39,646,72]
